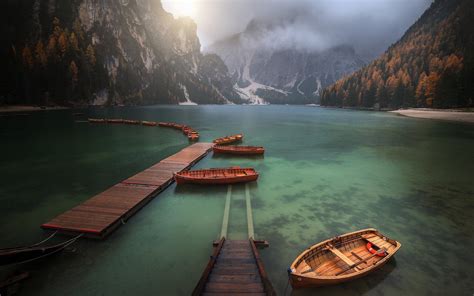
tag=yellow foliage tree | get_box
[70,61,79,86]
[85,45,96,66]
[35,40,47,67]
[22,45,34,69]
[58,32,68,56]
[70,32,79,51]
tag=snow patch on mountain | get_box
[178,84,197,105]
[207,17,366,104]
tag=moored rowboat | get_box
[106,118,124,124]
[0,233,82,266]
[213,134,243,145]
[188,131,199,141]
[158,122,173,127]
[213,145,264,155]
[174,167,258,185]
[141,120,157,126]
[182,126,191,134]
[288,228,401,288]
[88,118,106,123]
[123,119,141,125]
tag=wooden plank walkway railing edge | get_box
[250,239,276,296]
[192,237,226,296]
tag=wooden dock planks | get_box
[41,142,214,238]
[193,239,275,295]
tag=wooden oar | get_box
[335,248,387,276]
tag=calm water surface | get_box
[0,105,473,295]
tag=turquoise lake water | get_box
[0,105,473,295]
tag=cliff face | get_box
[0,0,239,105]
[207,19,365,104]
[321,0,474,109]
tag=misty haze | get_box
[0,0,473,295]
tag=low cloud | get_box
[165,0,431,57]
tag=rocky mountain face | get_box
[0,0,239,106]
[207,19,365,104]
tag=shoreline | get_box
[0,105,69,114]
[390,108,474,123]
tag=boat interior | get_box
[294,231,397,277]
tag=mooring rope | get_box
[7,233,84,266]
[32,231,58,246]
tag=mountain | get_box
[0,0,240,106]
[321,0,474,109]
[207,18,365,104]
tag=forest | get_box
[321,0,474,109]
[14,17,107,106]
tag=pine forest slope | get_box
[321,0,474,109]
[0,0,240,106]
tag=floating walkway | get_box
[193,184,275,295]
[193,239,274,295]
[41,142,214,238]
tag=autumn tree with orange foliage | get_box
[321,0,473,109]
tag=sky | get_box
[162,0,432,57]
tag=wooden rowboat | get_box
[188,132,199,141]
[141,121,157,126]
[213,134,243,145]
[123,119,141,125]
[213,145,264,155]
[288,228,401,289]
[88,118,106,123]
[182,126,191,134]
[174,167,258,185]
[106,118,124,123]
[158,122,173,127]
[0,233,82,266]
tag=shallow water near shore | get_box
[0,105,473,295]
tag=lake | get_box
[0,105,473,295]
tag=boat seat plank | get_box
[361,234,392,250]
[328,246,356,266]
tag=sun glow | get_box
[162,0,196,18]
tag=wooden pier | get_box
[193,184,275,295]
[192,239,275,295]
[41,142,214,238]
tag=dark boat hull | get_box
[213,146,264,155]
[0,235,80,266]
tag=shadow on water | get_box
[173,184,229,196]
[173,181,260,196]
[290,258,398,296]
